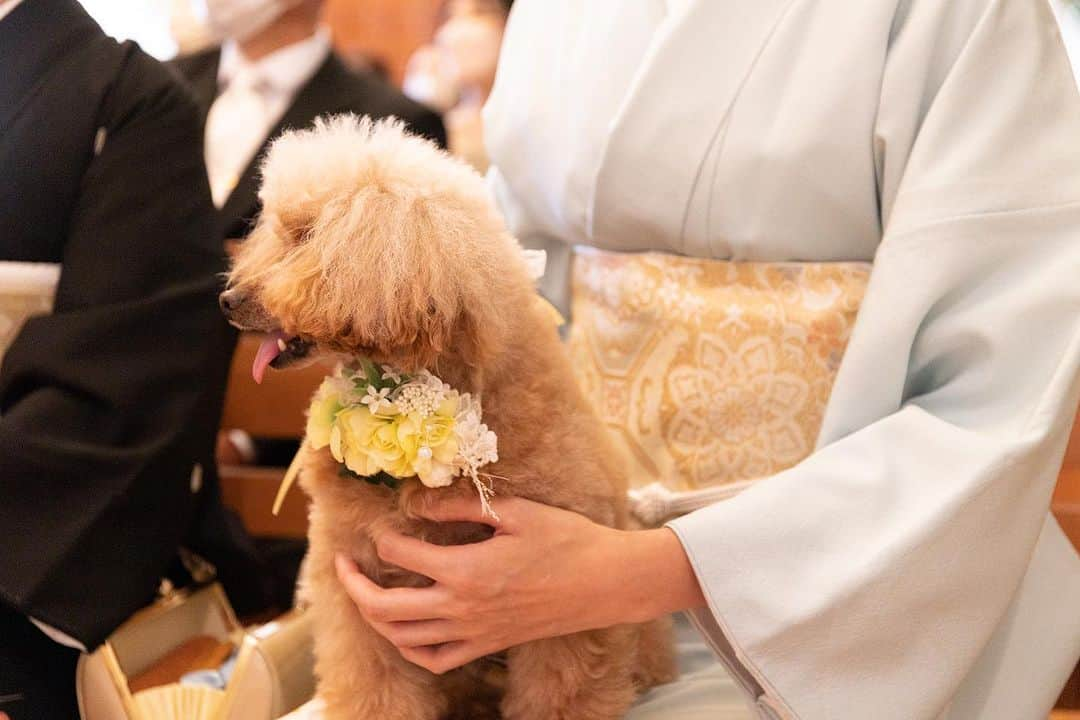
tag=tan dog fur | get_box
[224,116,674,720]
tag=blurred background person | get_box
[0,0,233,716]
[171,0,446,243]
[169,0,216,55]
[402,0,511,171]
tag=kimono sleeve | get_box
[667,1,1080,718]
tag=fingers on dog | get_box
[376,618,459,649]
[400,641,475,675]
[372,529,472,582]
[335,554,445,622]
[415,494,518,530]
[334,553,378,603]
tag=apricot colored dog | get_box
[221,116,674,720]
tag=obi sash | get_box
[566,247,870,524]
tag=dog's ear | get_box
[374,284,458,372]
[451,278,509,386]
[373,244,511,380]
[320,194,501,376]
[275,194,327,245]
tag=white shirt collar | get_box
[217,26,332,96]
[0,0,26,23]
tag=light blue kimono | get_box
[486,0,1080,717]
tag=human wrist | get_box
[609,526,707,624]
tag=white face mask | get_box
[200,0,301,42]
[435,14,503,91]
[402,45,460,113]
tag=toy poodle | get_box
[220,115,674,720]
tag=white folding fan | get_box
[77,584,315,720]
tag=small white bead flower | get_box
[394,381,444,417]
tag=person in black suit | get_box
[0,0,234,717]
[171,0,447,243]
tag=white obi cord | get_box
[520,248,547,282]
[628,479,760,526]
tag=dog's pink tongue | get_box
[252,331,288,384]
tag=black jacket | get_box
[171,47,448,240]
[0,0,234,649]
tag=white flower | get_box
[415,457,455,488]
[360,385,392,414]
[323,370,364,406]
[417,370,451,395]
[381,365,403,384]
[452,393,499,471]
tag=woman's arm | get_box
[335,495,705,674]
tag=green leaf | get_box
[338,465,400,490]
[361,357,401,392]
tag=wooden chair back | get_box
[220,334,334,438]
[218,333,333,538]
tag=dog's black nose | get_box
[219,290,240,315]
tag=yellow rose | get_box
[331,406,385,477]
[437,393,460,418]
[422,414,457,458]
[396,412,459,487]
[306,381,343,450]
[368,419,413,478]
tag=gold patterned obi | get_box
[567,247,870,515]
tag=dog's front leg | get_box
[308,550,447,720]
[500,625,639,720]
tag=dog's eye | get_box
[426,299,438,316]
[274,208,312,245]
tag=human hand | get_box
[335,495,704,674]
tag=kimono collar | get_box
[591,0,796,250]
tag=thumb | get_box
[414,493,518,530]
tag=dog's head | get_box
[221,115,531,383]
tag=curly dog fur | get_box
[223,115,675,720]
